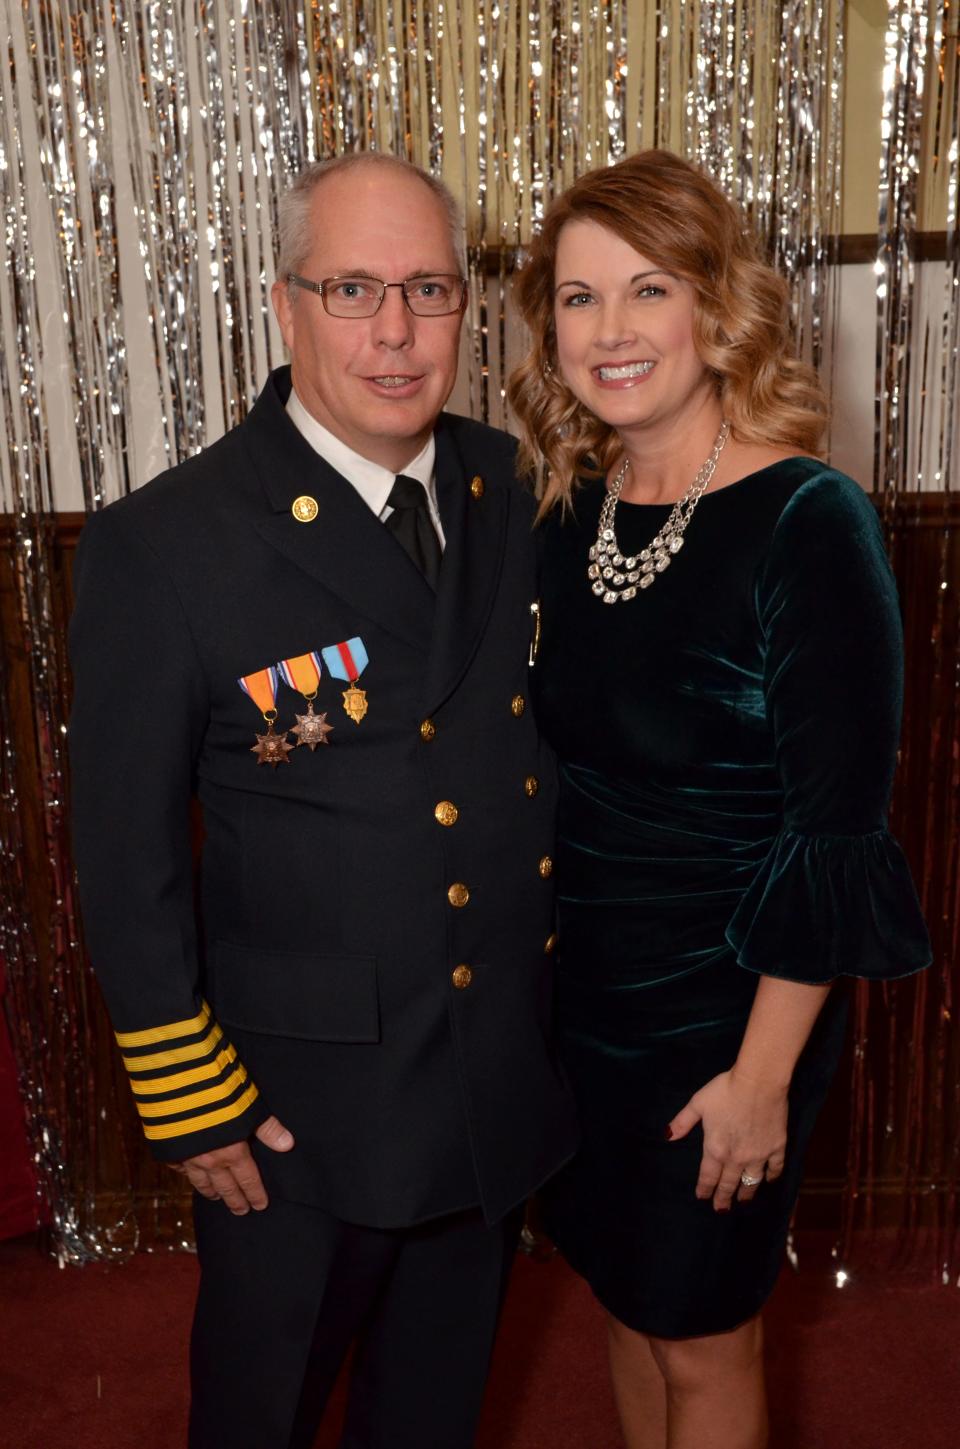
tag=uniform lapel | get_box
[422,416,509,714]
[244,370,435,654]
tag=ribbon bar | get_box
[322,637,369,683]
[238,665,279,717]
[278,651,323,696]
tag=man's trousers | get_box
[188,1192,521,1449]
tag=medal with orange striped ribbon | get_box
[278,650,334,751]
[238,665,294,766]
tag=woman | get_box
[508,150,931,1449]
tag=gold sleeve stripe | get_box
[115,1001,212,1048]
[130,1043,239,1097]
[142,1082,260,1141]
[121,1023,223,1074]
[133,1064,249,1119]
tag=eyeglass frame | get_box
[286,271,468,318]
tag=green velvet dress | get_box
[534,459,931,1339]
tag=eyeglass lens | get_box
[322,275,463,317]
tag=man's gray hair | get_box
[277,153,467,295]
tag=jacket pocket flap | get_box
[213,941,379,1043]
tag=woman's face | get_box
[552,219,714,436]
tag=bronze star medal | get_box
[291,700,334,750]
[251,720,294,766]
[238,666,294,768]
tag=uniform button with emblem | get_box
[538,855,553,879]
[544,932,558,954]
[511,694,526,717]
[448,882,470,907]
[451,964,473,990]
[420,717,437,742]
[524,775,539,798]
[435,801,459,827]
[291,495,318,523]
[470,475,485,499]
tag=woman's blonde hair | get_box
[507,149,828,515]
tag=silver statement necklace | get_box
[587,421,730,603]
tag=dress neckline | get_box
[607,455,823,510]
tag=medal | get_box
[238,665,294,767]
[322,637,370,724]
[278,651,334,751]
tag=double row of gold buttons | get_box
[420,692,553,990]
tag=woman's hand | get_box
[666,1068,788,1211]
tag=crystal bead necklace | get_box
[587,421,730,604]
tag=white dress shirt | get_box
[286,387,445,549]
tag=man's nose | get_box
[372,285,416,349]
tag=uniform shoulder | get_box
[438,412,521,480]
[88,428,247,540]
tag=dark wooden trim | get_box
[877,490,960,526]
[4,491,957,537]
[0,512,87,544]
[838,232,954,264]
[476,232,953,274]
[1,491,958,1242]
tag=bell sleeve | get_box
[725,470,931,984]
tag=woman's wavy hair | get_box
[507,149,828,516]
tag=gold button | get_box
[524,775,539,798]
[452,964,473,990]
[448,882,470,908]
[511,694,526,717]
[435,800,459,827]
[291,495,318,523]
[544,932,558,954]
[420,718,436,742]
[538,855,553,879]
[470,475,485,499]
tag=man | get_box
[69,153,577,1449]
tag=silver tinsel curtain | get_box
[0,0,957,1269]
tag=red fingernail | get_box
[664,1126,673,1140]
[717,1205,731,1213]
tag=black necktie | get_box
[385,475,442,590]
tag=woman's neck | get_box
[615,401,726,506]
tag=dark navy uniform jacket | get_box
[69,367,578,1229]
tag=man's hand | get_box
[169,1115,295,1215]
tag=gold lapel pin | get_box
[470,475,485,500]
[292,495,319,523]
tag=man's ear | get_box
[271,278,295,349]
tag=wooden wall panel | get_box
[1,496,957,1245]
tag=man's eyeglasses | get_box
[287,273,467,318]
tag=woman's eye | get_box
[635,284,667,299]
[563,292,594,307]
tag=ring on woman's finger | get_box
[740,1171,764,1187]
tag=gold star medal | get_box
[238,665,293,767]
[278,651,334,751]
[321,637,370,724]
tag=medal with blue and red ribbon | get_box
[321,637,370,723]
[278,651,333,750]
[238,665,294,766]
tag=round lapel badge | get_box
[292,495,319,523]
